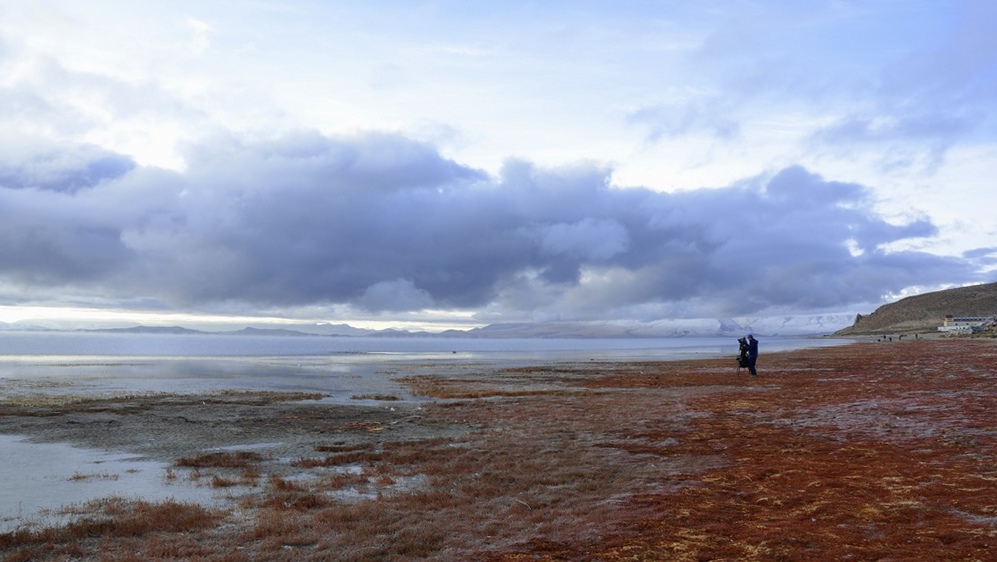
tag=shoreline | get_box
[3,339,996,560]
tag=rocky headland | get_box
[835,281,997,336]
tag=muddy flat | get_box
[1,338,995,561]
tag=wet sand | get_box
[1,338,996,560]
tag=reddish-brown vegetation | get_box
[175,451,267,469]
[2,339,996,560]
[491,339,997,561]
[0,498,223,561]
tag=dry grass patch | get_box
[314,442,376,453]
[399,374,576,399]
[68,471,119,482]
[0,390,325,419]
[211,474,241,488]
[0,498,225,560]
[175,450,267,469]
[351,393,401,401]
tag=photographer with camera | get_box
[737,337,750,372]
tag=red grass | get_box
[0,498,224,560]
[6,339,997,561]
[175,451,266,469]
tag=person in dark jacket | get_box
[746,334,759,377]
[736,337,749,372]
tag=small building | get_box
[938,315,997,333]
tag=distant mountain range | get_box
[7,283,994,339]
[0,313,858,338]
[37,286,990,338]
[835,282,997,336]
[89,326,322,337]
[455,315,856,338]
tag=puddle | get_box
[0,435,220,533]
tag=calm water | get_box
[0,331,850,398]
[0,435,220,532]
[0,330,845,359]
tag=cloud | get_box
[810,111,979,173]
[627,100,741,143]
[808,1,997,172]
[963,247,997,268]
[358,278,435,312]
[0,143,135,192]
[0,131,986,321]
[185,17,212,57]
[0,184,135,288]
[536,218,629,262]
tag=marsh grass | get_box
[211,475,240,488]
[175,451,266,469]
[239,466,262,485]
[0,497,224,560]
[223,393,686,560]
[351,393,401,401]
[68,471,119,481]
[0,390,324,416]
[7,341,996,560]
[258,475,331,512]
[401,374,574,399]
[313,442,375,453]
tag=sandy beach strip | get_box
[1,337,996,561]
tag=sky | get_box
[0,0,996,331]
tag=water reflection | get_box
[0,435,219,533]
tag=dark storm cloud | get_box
[0,183,135,286]
[0,132,984,317]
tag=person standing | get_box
[736,337,750,373]
[746,334,759,377]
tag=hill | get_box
[88,325,204,335]
[834,282,997,336]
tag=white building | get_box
[938,315,996,333]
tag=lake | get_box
[0,331,849,398]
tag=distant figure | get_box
[746,334,759,377]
